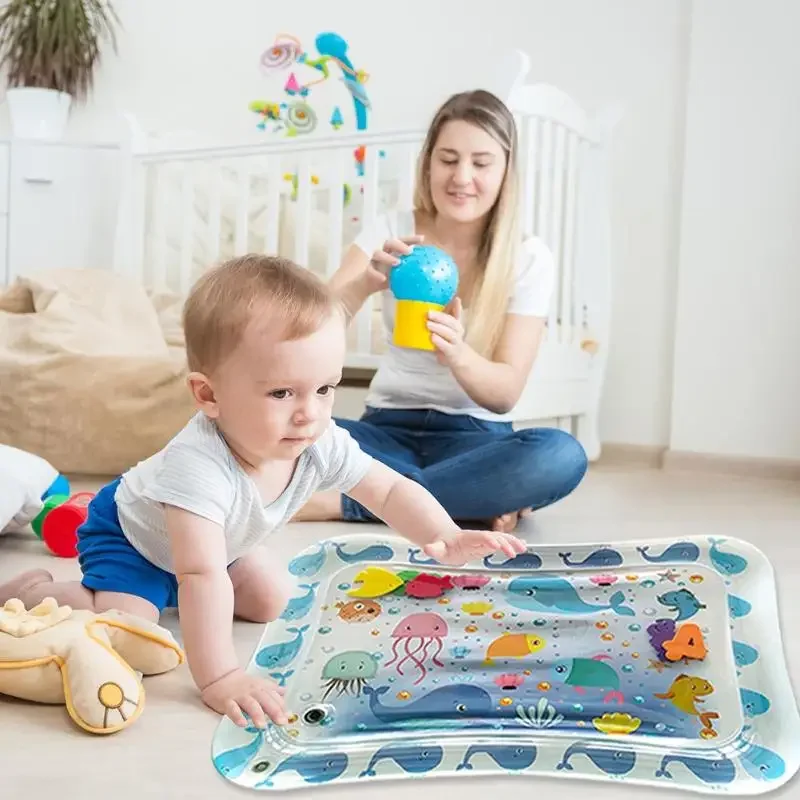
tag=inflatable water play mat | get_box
[211,534,800,795]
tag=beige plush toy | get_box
[0,596,185,734]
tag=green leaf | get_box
[0,0,120,102]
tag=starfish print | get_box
[647,659,668,673]
[658,569,680,583]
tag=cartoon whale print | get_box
[255,752,348,787]
[408,548,438,565]
[288,544,326,577]
[556,743,636,776]
[255,625,309,670]
[740,688,771,718]
[359,744,444,777]
[654,754,736,785]
[363,684,493,723]
[333,542,394,563]
[507,576,634,616]
[213,726,265,779]
[268,670,294,687]
[733,640,759,668]
[484,552,542,570]
[739,743,786,781]
[558,548,623,568]
[728,594,752,619]
[279,583,320,622]
[636,542,701,563]
[708,538,748,576]
[456,744,537,771]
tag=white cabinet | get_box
[0,139,120,286]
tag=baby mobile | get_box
[249,32,375,203]
[250,31,370,135]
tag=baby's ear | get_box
[186,371,219,416]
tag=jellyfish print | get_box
[384,612,448,685]
[320,652,378,702]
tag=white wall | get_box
[18,0,798,460]
[669,0,800,461]
[0,0,688,450]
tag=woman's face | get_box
[428,119,508,225]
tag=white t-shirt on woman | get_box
[352,211,556,422]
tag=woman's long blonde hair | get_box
[413,89,520,359]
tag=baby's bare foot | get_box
[0,569,54,606]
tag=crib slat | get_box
[294,156,312,267]
[179,162,195,293]
[560,133,580,344]
[235,162,251,255]
[264,157,281,255]
[536,121,556,333]
[207,163,222,264]
[550,124,566,341]
[521,117,538,237]
[326,150,346,277]
[362,146,380,228]
[151,164,168,291]
[357,146,382,354]
[398,143,416,212]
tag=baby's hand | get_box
[201,668,288,728]
[423,530,527,566]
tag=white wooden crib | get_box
[110,51,618,460]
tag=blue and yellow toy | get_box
[389,245,459,351]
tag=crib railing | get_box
[112,87,614,373]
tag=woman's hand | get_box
[427,296,469,368]
[361,235,425,295]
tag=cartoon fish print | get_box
[551,657,623,704]
[404,573,453,599]
[347,566,404,598]
[654,673,719,733]
[484,632,545,665]
[657,589,706,622]
[336,599,382,622]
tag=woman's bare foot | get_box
[491,507,533,533]
[291,491,343,522]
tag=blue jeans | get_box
[336,407,588,523]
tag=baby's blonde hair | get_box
[183,254,340,374]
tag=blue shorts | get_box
[77,478,179,612]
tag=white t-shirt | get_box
[114,413,372,572]
[353,211,556,421]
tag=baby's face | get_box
[211,311,346,462]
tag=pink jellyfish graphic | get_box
[384,612,448,685]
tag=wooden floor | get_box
[1,464,798,799]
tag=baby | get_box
[0,254,526,729]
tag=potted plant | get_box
[0,0,119,140]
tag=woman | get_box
[298,89,588,532]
